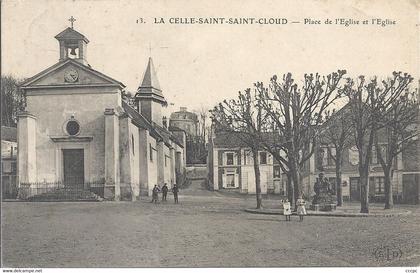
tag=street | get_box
[2,180,420,267]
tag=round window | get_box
[66,120,80,136]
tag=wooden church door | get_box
[63,149,84,188]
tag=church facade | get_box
[17,26,185,201]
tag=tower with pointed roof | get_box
[135,57,167,126]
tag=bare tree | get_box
[211,88,269,209]
[259,71,345,207]
[319,106,353,206]
[374,72,417,209]
[343,72,414,213]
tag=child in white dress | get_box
[297,195,307,222]
[282,199,292,221]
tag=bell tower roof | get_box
[55,17,89,65]
[139,57,161,91]
[135,57,167,105]
[54,27,89,43]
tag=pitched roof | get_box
[1,126,17,142]
[121,101,183,148]
[54,27,89,43]
[122,101,152,130]
[20,59,125,89]
[212,131,279,148]
[139,57,161,91]
[135,58,167,105]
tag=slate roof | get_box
[135,58,167,105]
[1,126,17,142]
[54,27,89,43]
[139,57,161,91]
[122,101,184,148]
[212,131,280,148]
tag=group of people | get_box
[151,183,179,204]
[281,195,307,222]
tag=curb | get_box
[244,208,412,217]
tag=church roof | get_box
[139,57,161,91]
[135,58,167,105]
[20,59,125,89]
[55,27,89,43]
[122,101,184,148]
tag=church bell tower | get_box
[55,16,89,65]
[135,57,167,126]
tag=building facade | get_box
[17,26,185,201]
[207,132,282,194]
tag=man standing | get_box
[151,185,160,204]
[161,183,168,202]
[172,184,179,204]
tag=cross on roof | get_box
[68,16,76,29]
[147,42,168,57]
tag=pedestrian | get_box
[161,183,168,202]
[172,183,179,204]
[151,184,160,204]
[282,199,292,221]
[297,194,307,222]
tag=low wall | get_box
[186,165,208,180]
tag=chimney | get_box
[162,116,168,128]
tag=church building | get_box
[17,23,186,201]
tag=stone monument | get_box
[311,172,337,211]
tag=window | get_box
[273,165,281,178]
[66,120,80,136]
[226,153,234,165]
[226,174,235,188]
[370,177,385,194]
[260,152,267,165]
[11,162,16,173]
[149,144,153,162]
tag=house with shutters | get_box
[207,132,282,194]
[17,24,186,201]
[299,104,420,205]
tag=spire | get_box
[139,57,161,91]
[135,57,167,107]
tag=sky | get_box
[2,0,419,116]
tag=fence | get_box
[16,180,106,200]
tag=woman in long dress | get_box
[282,199,292,221]
[296,195,307,222]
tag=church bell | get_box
[69,47,77,56]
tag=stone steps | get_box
[26,188,103,202]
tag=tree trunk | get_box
[289,158,300,210]
[335,164,343,207]
[384,167,394,209]
[252,149,263,209]
[359,166,369,213]
[286,172,294,207]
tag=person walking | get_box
[282,199,292,221]
[172,184,179,204]
[296,195,307,222]
[161,183,168,202]
[151,184,160,204]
